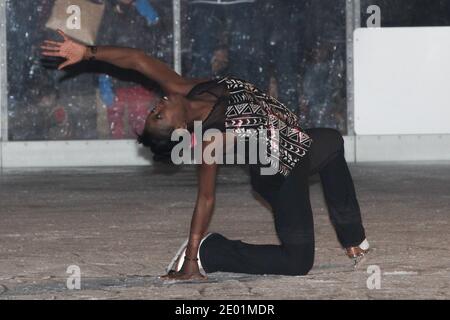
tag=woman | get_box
[41,30,369,281]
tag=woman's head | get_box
[137,94,189,161]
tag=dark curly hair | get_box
[136,125,178,163]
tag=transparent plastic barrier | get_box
[181,0,348,133]
[6,0,349,141]
[6,0,173,141]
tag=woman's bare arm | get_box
[185,161,218,258]
[161,159,218,280]
[41,30,197,95]
[84,46,194,95]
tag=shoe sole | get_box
[166,238,189,274]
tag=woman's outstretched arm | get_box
[41,29,195,95]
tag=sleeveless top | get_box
[186,76,313,177]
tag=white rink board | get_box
[354,27,450,135]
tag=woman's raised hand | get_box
[41,29,87,70]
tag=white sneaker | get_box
[166,233,213,276]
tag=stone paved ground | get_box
[0,162,449,299]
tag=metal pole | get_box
[0,0,8,170]
[173,0,182,75]
[0,0,8,144]
[345,0,360,137]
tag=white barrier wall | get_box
[0,140,153,168]
[354,27,450,135]
[0,138,355,168]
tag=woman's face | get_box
[145,94,188,134]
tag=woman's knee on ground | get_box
[283,244,315,276]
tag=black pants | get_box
[199,128,366,276]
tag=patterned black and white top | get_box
[187,76,313,177]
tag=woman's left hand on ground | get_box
[159,259,207,281]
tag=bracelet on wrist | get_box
[184,255,199,262]
[87,45,97,61]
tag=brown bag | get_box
[45,0,105,45]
